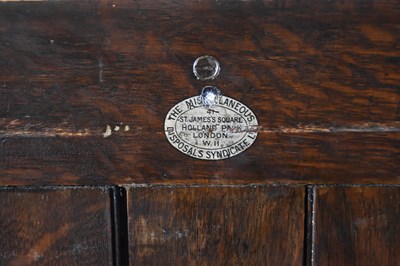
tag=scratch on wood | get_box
[259,122,400,133]
[0,0,45,1]
[0,122,398,138]
[0,129,96,137]
[98,58,104,83]
[104,124,130,137]
[103,125,112,138]
[353,214,388,226]
[163,122,400,134]
[9,223,71,265]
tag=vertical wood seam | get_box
[311,186,316,266]
[110,187,119,266]
[110,186,129,266]
[304,185,316,266]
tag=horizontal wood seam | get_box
[122,184,307,189]
[312,184,400,188]
[1,122,399,138]
[0,185,114,190]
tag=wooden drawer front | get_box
[312,186,400,266]
[127,186,305,265]
[0,187,115,265]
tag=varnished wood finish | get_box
[0,0,398,185]
[312,186,400,266]
[0,132,398,185]
[127,185,305,265]
[0,1,399,265]
[0,186,114,265]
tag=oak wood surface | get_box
[0,0,398,185]
[127,185,305,265]
[0,186,115,265]
[1,1,399,265]
[312,186,400,266]
[0,132,398,185]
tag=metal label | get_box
[164,95,258,160]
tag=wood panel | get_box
[312,186,400,266]
[127,185,305,265]
[0,132,398,185]
[0,0,398,185]
[0,186,115,265]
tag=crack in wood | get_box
[258,123,400,133]
[0,129,97,138]
[0,122,399,138]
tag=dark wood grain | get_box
[127,185,305,265]
[0,0,398,185]
[0,132,398,185]
[312,186,400,266]
[0,186,114,265]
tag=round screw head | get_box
[193,55,221,81]
[200,86,221,109]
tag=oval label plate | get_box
[164,95,258,160]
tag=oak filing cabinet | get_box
[0,0,399,265]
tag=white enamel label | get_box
[164,95,258,160]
